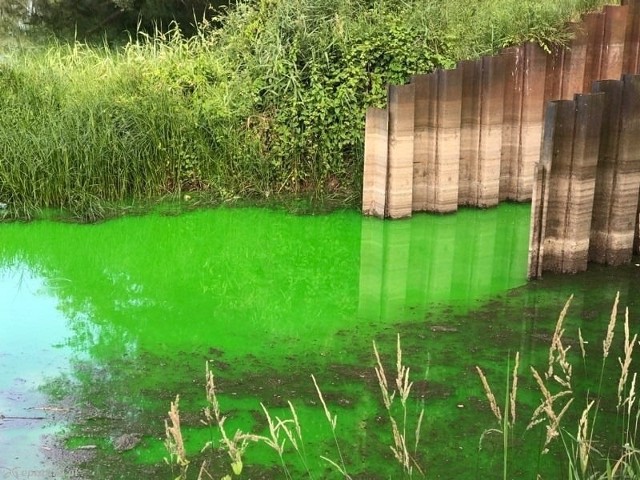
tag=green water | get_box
[1,204,638,479]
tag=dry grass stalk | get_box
[476,352,520,426]
[510,352,520,426]
[527,296,575,453]
[476,349,520,480]
[476,366,502,423]
[373,336,425,478]
[285,401,314,477]
[552,370,571,390]
[260,401,314,479]
[164,395,190,478]
[311,375,351,479]
[623,372,638,419]
[414,408,425,455]
[287,401,303,449]
[547,295,572,372]
[276,402,301,454]
[258,403,297,480]
[576,400,595,477]
[603,291,620,359]
[373,340,394,409]
[617,307,638,411]
[578,328,587,361]
[609,443,640,479]
[389,416,411,473]
[546,295,573,387]
[203,362,260,475]
[320,456,351,479]
[311,374,337,430]
[203,362,223,428]
[197,459,214,480]
[527,366,574,453]
[544,399,574,454]
[260,403,288,455]
[395,334,413,406]
[394,334,414,464]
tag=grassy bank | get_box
[0,0,614,221]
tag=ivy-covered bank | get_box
[0,0,611,220]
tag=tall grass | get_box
[0,28,270,221]
[163,294,639,478]
[164,338,426,479]
[373,335,425,477]
[164,294,639,478]
[0,0,617,220]
[165,297,640,480]
[408,0,616,58]
[165,395,190,480]
[476,351,519,479]
[476,293,640,479]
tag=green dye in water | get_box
[0,203,638,479]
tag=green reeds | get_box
[0,0,615,220]
[0,26,274,220]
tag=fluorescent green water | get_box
[1,204,638,479]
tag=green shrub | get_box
[0,0,616,220]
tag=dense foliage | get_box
[0,0,230,38]
[0,0,613,220]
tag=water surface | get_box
[1,204,638,478]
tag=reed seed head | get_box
[603,291,620,359]
[476,366,502,423]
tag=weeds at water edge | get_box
[164,293,640,479]
[476,293,640,479]
[164,336,425,479]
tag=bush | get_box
[0,0,614,220]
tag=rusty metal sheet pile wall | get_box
[362,1,640,275]
[528,76,640,278]
[362,107,389,217]
[363,1,640,218]
[589,75,640,265]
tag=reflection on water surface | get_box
[0,266,75,475]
